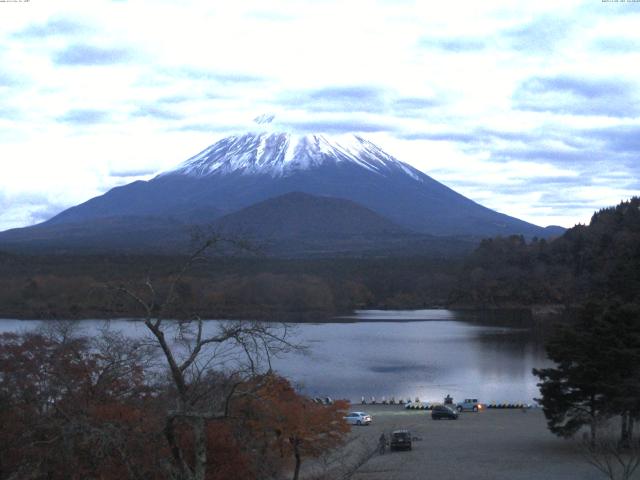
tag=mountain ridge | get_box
[214,191,409,238]
[0,129,564,255]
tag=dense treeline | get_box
[453,197,640,308]
[2,197,640,319]
[528,200,640,462]
[0,254,461,320]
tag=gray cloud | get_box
[393,97,440,109]
[492,147,596,165]
[504,15,573,53]
[158,95,192,104]
[418,37,486,52]
[449,176,582,191]
[132,105,183,120]
[14,18,87,38]
[482,129,541,144]
[0,106,19,120]
[593,37,640,53]
[392,96,442,118]
[0,192,67,230]
[29,204,67,225]
[173,124,217,133]
[537,185,634,212]
[0,71,17,87]
[175,68,265,85]
[58,109,110,125]
[171,122,246,133]
[399,127,545,146]
[173,117,394,135]
[586,125,640,154]
[279,87,444,118]
[518,176,588,187]
[513,75,639,117]
[279,85,388,113]
[280,117,395,134]
[110,169,156,177]
[400,131,480,143]
[54,44,133,66]
[537,194,602,209]
[480,177,590,196]
[593,2,640,17]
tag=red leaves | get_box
[0,332,164,480]
[0,333,348,480]
[234,375,350,471]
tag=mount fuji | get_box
[0,124,563,255]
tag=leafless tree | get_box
[582,430,640,480]
[114,236,300,480]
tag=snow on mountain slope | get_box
[165,132,423,181]
[3,115,558,243]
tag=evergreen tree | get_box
[533,306,608,443]
[534,302,640,444]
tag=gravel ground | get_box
[338,404,605,480]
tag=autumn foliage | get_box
[234,375,351,479]
[0,331,349,480]
[0,331,165,479]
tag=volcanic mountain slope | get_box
[0,127,562,254]
[43,131,552,234]
[214,191,407,238]
[210,192,476,257]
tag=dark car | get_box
[390,429,412,450]
[431,405,459,420]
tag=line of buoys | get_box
[361,396,408,405]
[362,396,428,405]
[486,403,531,409]
[404,403,434,410]
[357,397,535,410]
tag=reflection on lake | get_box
[0,309,550,404]
[274,310,550,404]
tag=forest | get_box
[1,197,639,320]
[454,197,640,308]
[0,253,460,321]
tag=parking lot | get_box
[337,404,604,480]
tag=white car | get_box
[456,398,483,412]
[343,411,372,425]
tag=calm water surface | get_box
[0,309,550,404]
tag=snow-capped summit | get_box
[167,131,423,180]
[12,121,554,244]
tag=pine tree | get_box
[534,302,640,445]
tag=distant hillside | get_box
[0,192,477,258]
[452,197,640,307]
[212,192,476,257]
[0,216,193,254]
[215,191,408,238]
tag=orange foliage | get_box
[234,375,350,476]
[0,332,165,480]
[0,334,348,480]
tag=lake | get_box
[0,309,550,405]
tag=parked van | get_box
[456,398,482,412]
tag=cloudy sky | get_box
[1,0,639,231]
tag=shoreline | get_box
[0,304,568,323]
